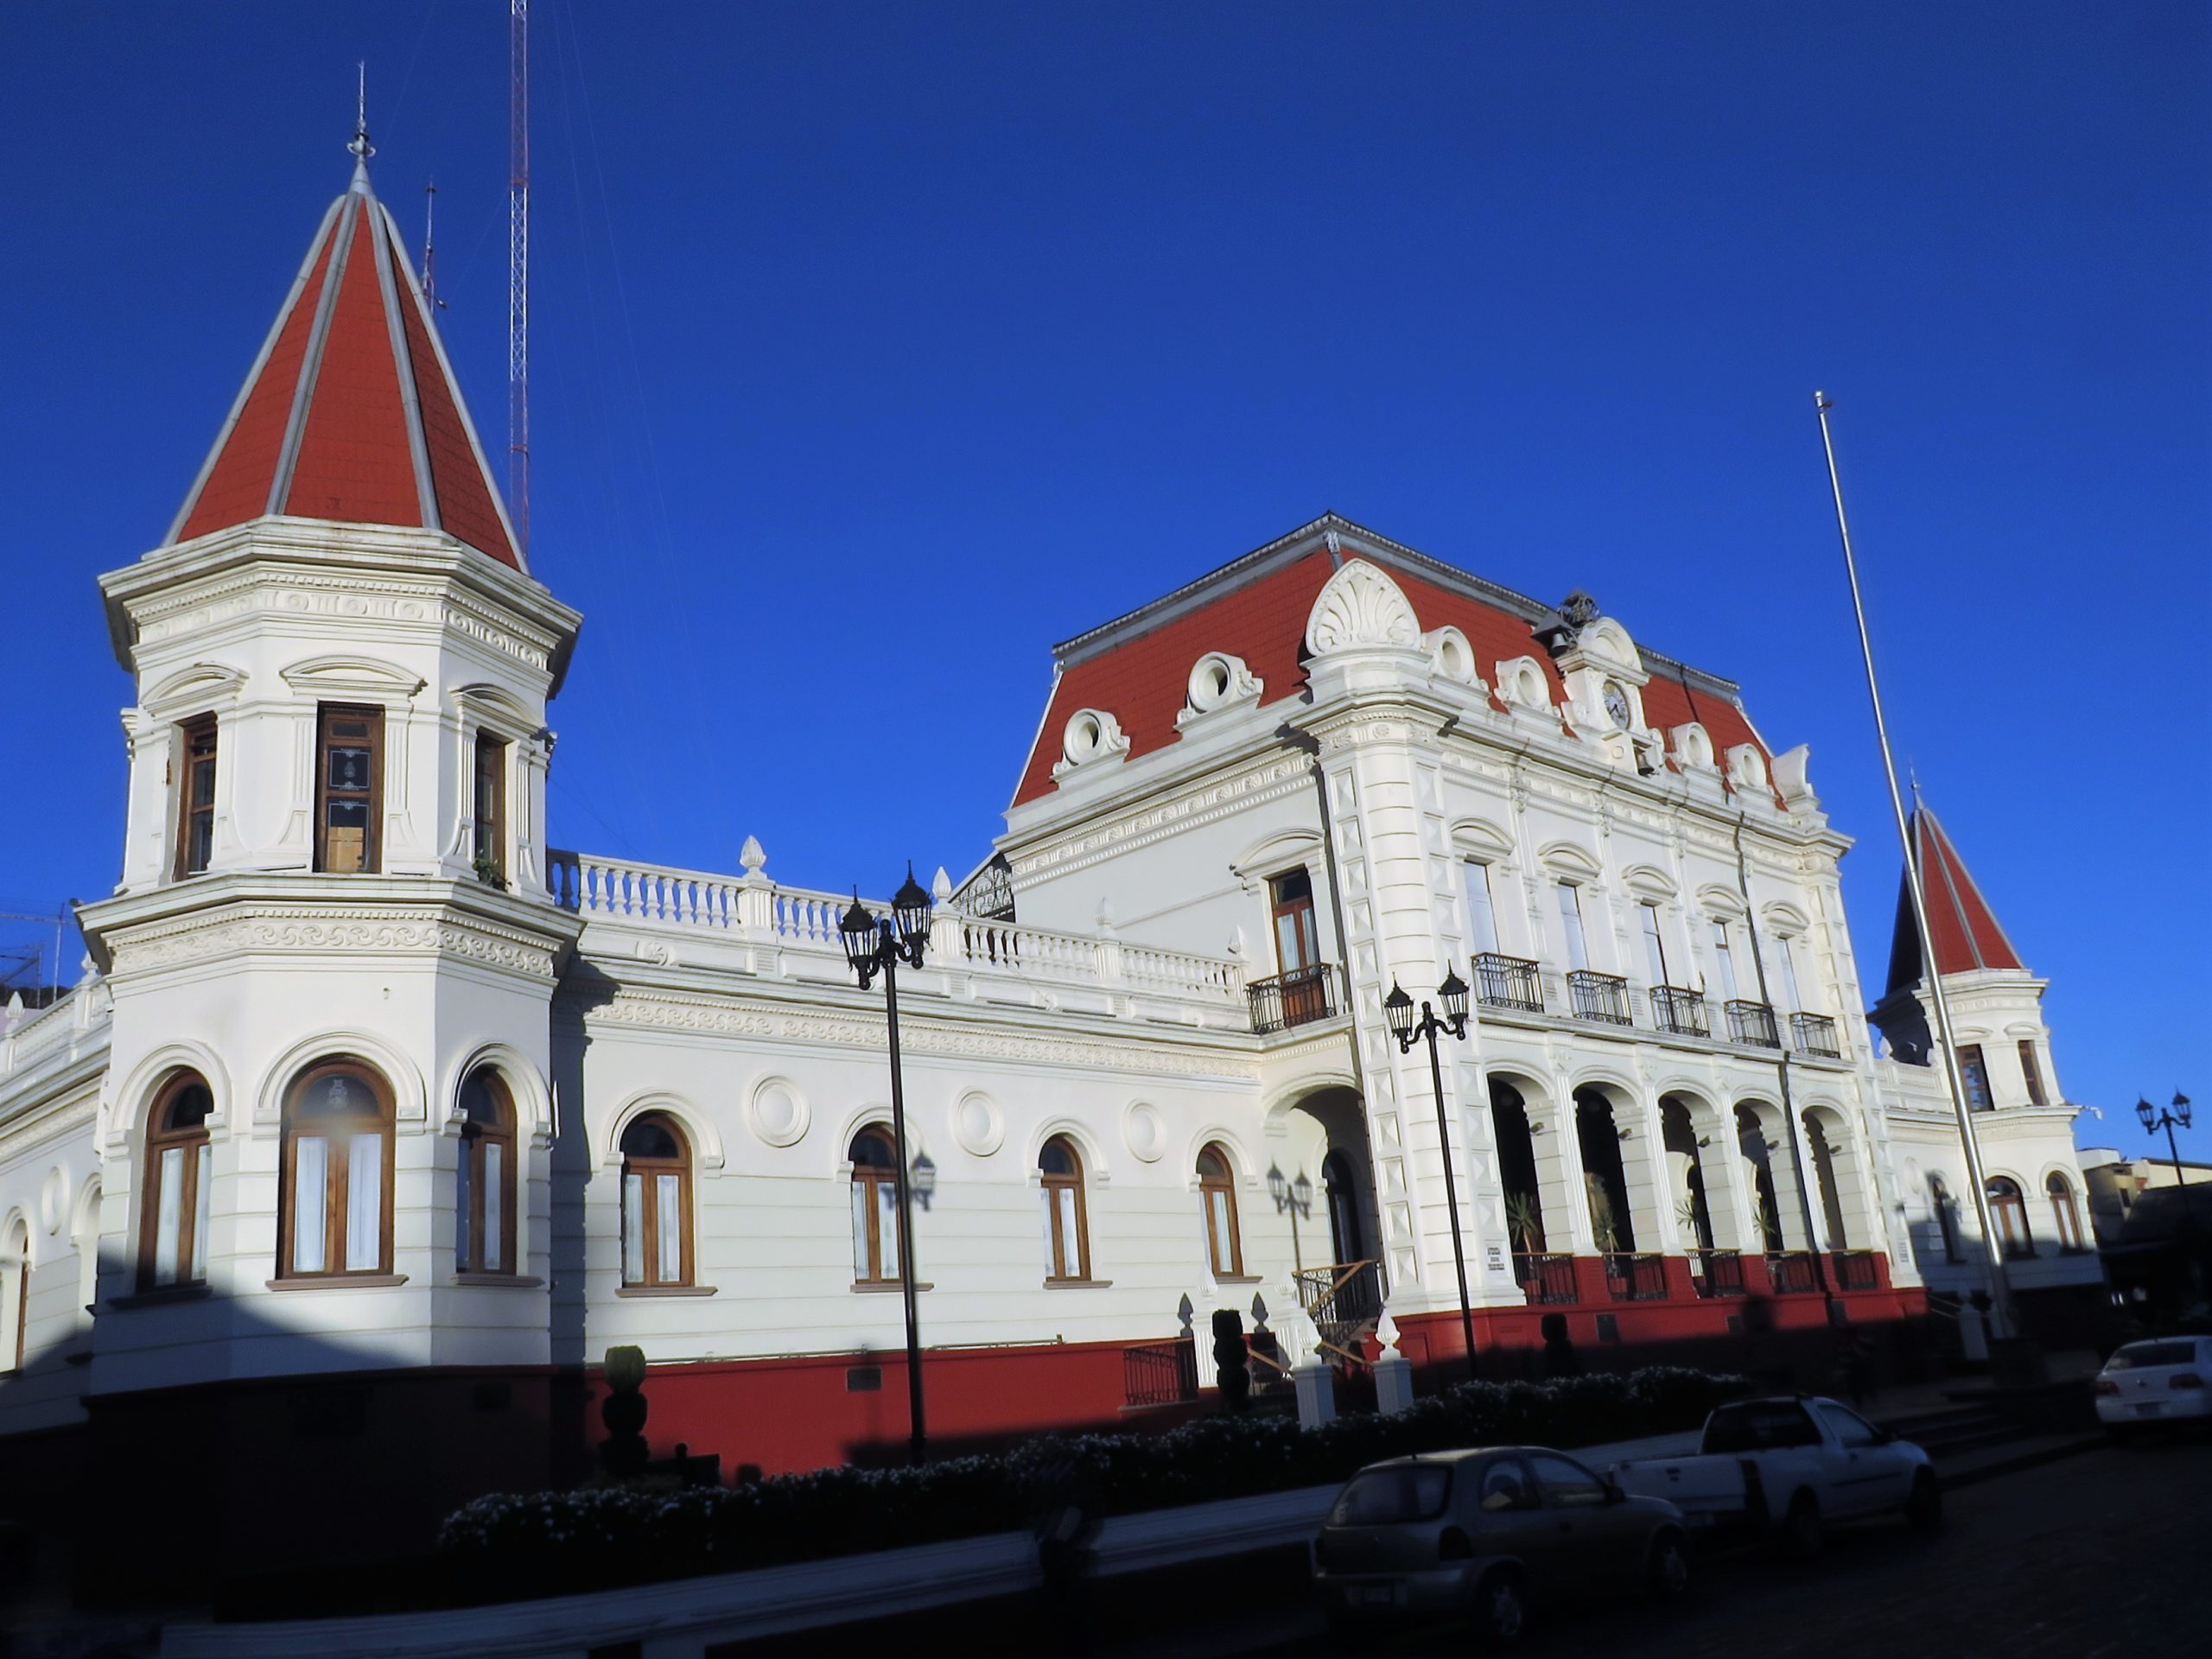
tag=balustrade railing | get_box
[1726,999,1781,1048]
[1789,1012,1843,1058]
[1568,970,1632,1026]
[1247,963,1341,1033]
[1294,1260,1382,1357]
[1605,1251,1669,1301]
[1766,1249,1820,1294]
[1690,1248,1745,1298]
[1472,953,1544,1014]
[1831,1249,1878,1292]
[0,990,95,1078]
[1649,986,1709,1039]
[1122,1338,1199,1407]
[1513,1250,1579,1305]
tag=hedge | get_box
[436,1365,1745,1602]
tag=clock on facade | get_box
[1604,682,1632,729]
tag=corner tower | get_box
[78,144,582,1418]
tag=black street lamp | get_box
[840,865,934,1465]
[1268,1163,1315,1275]
[1385,966,1478,1381]
[2137,1091,2195,1186]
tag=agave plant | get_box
[1503,1190,1544,1255]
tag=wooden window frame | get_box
[276,1059,396,1281]
[1986,1177,2033,1261]
[457,1070,518,1276]
[473,730,508,885]
[850,1128,904,1287]
[1958,1045,1993,1112]
[173,715,219,880]
[1268,869,1319,976]
[314,703,385,874]
[138,1071,213,1290]
[619,1114,694,1288]
[1198,1143,1243,1278]
[1040,1135,1091,1282]
[2047,1173,2084,1251]
[2018,1040,2049,1108]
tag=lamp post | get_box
[1384,967,1478,1382]
[839,866,934,1465]
[2137,1092,2195,1185]
[1268,1163,1315,1275]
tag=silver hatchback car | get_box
[1311,1446,1691,1645]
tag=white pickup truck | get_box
[1606,1395,1940,1558]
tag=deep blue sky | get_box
[3,3,2204,1159]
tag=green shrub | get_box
[436,1365,1745,1604]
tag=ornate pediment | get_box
[1304,559,1421,656]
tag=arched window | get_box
[456,1069,518,1275]
[2,1218,28,1375]
[1928,1175,1961,1263]
[140,1071,213,1289]
[279,1061,393,1279]
[620,1114,691,1287]
[1040,1135,1090,1281]
[1986,1177,2033,1260]
[850,1127,904,1285]
[1198,1143,1243,1277]
[2047,1172,2084,1252]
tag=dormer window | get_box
[315,705,384,874]
[174,715,218,879]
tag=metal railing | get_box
[1567,970,1632,1026]
[1122,1338,1199,1408]
[1471,953,1544,1014]
[1246,963,1341,1033]
[1726,999,1781,1048]
[1690,1248,1745,1298]
[1512,1250,1580,1305]
[1294,1260,1382,1358]
[1605,1251,1669,1301]
[1831,1249,1878,1292]
[1789,1012,1843,1058]
[1649,986,1709,1039]
[1765,1249,1820,1294]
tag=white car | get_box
[2095,1336,2212,1439]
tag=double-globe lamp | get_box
[1383,966,1478,1381]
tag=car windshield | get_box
[1329,1464,1454,1526]
[2105,1341,2197,1370]
[1702,1401,1820,1452]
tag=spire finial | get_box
[347,62,375,186]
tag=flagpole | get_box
[1812,391,2016,1342]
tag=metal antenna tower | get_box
[508,0,531,556]
[420,179,448,308]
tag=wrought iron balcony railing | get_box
[1512,1250,1579,1305]
[1726,999,1781,1048]
[1567,970,1632,1026]
[1122,1338,1198,1407]
[1765,1249,1820,1294]
[1832,1249,1878,1292]
[1690,1248,1745,1298]
[1789,1012,1843,1058]
[1649,986,1709,1039]
[1246,963,1341,1034]
[1472,953,1544,1014]
[1605,1251,1670,1301]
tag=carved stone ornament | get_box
[1304,559,1421,657]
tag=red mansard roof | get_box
[168,164,521,569]
[1886,805,2026,993]
[1010,517,1773,806]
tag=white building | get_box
[0,153,2098,1573]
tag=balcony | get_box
[1246,963,1342,1033]
[1832,1249,1878,1292]
[1513,1250,1579,1305]
[1789,1012,1843,1058]
[1689,1248,1745,1298]
[1472,953,1544,1014]
[1766,1249,1820,1294]
[1605,1252,1670,1301]
[1567,970,1632,1027]
[1726,999,1780,1048]
[1649,986,1709,1039]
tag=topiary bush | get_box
[438,1364,1745,1604]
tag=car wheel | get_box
[1905,1469,1943,1531]
[1646,1529,1691,1603]
[1779,1491,1822,1563]
[1470,1567,1529,1647]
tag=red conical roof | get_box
[168,163,521,569]
[1885,805,2025,994]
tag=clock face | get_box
[1604,683,1631,729]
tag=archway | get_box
[1489,1079,1546,1254]
[1661,1096,1713,1249]
[1574,1088,1635,1253]
[1803,1107,1853,1249]
[1734,1101,1790,1250]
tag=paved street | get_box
[1267,1440,2210,1658]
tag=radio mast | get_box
[507,1,531,556]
